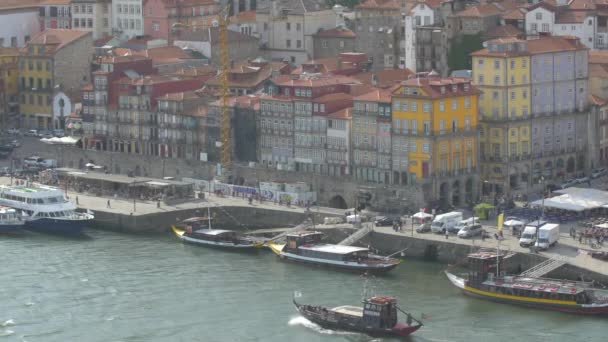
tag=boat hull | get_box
[445,272,608,315]
[25,217,90,235]
[279,252,400,273]
[0,222,25,233]
[172,226,261,251]
[294,303,420,338]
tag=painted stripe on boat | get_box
[464,286,578,306]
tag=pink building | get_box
[144,0,218,41]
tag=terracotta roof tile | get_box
[351,68,415,89]
[589,64,608,78]
[356,0,400,10]
[354,89,392,103]
[314,27,356,38]
[556,11,590,24]
[314,92,353,104]
[327,107,353,120]
[157,91,201,101]
[41,0,71,5]
[502,8,527,21]
[472,36,587,57]
[27,29,91,55]
[205,60,289,89]
[485,24,523,39]
[272,74,361,87]
[590,51,608,65]
[393,75,481,100]
[230,10,256,23]
[0,0,42,11]
[455,3,503,17]
[590,94,607,106]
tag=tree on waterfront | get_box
[448,34,483,72]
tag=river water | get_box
[1,229,605,342]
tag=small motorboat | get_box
[0,206,25,233]
[293,293,423,338]
[172,217,263,250]
[591,251,608,261]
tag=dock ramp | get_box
[338,223,373,246]
[520,255,567,278]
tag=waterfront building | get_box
[0,48,21,124]
[391,73,480,206]
[81,53,155,150]
[472,36,590,197]
[112,0,144,40]
[312,27,356,60]
[259,73,359,171]
[326,107,353,177]
[228,10,259,38]
[0,0,42,48]
[353,0,401,71]
[39,0,72,31]
[256,0,337,65]
[352,89,393,184]
[143,0,219,41]
[103,74,206,157]
[19,29,93,129]
[71,0,112,40]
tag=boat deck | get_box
[331,305,363,317]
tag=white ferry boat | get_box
[0,184,94,234]
[0,206,25,233]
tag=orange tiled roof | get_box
[157,91,201,102]
[556,11,591,24]
[393,75,481,100]
[314,27,356,38]
[456,1,520,18]
[0,0,42,11]
[354,89,392,103]
[327,107,353,120]
[0,47,20,57]
[114,46,194,65]
[272,74,361,87]
[590,94,607,106]
[590,51,608,65]
[485,24,523,39]
[351,68,415,89]
[163,0,217,8]
[41,0,71,5]
[230,10,256,23]
[589,64,608,78]
[314,92,353,104]
[472,36,587,57]
[502,8,527,21]
[27,29,91,55]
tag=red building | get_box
[143,0,219,41]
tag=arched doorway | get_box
[509,165,519,190]
[452,180,460,206]
[567,157,575,173]
[465,178,474,204]
[439,182,450,208]
[328,195,348,209]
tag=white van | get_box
[346,214,361,224]
[519,221,547,247]
[535,223,560,250]
[431,212,463,234]
[450,217,479,234]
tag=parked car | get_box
[457,224,483,238]
[575,176,590,185]
[561,179,577,189]
[545,183,560,192]
[38,130,53,139]
[25,129,38,137]
[374,216,396,227]
[53,129,65,137]
[0,151,10,159]
[8,128,20,135]
[0,143,14,152]
[38,159,57,168]
[416,222,431,233]
[23,156,44,167]
[10,140,20,148]
[592,168,607,179]
[0,167,10,176]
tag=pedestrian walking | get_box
[107,199,111,208]
[445,229,449,240]
[76,196,79,205]
[157,200,161,208]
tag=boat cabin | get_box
[285,231,323,252]
[0,206,19,221]
[178,217,212,231]
[362,296,398,329]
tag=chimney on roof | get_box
[371,74,378,87]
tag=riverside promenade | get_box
[0,176,343,233]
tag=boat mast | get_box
[208,206,212,229]
[496,238,500,278]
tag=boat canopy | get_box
[331,305,363,317]
[193,229,234,236]
[298,244,368,255]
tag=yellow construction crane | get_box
[172,4,232,180]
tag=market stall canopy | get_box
[530,187,608,212]
[504,219,524,226]
[413,212,433,219]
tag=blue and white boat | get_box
[0,184,94,234]
[0,206,25,233]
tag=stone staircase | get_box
[520,255,567,278]
[338,222,374,246]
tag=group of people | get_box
[574,227,608,247]
[392,220,403,232]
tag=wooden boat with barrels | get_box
[171,217,263,250]
[266,231,401,273]
[293,293,422,338]
[446,251,608,315]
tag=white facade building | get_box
[72,0,113,40]
[0,6,40,48]
[402,2,438,72]
[112,0,144,39]
[525,3,597,49]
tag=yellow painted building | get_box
[0,48,20,126]
[19,45,54,129]
[391,74,480,205]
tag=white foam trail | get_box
[24,302,34,307]
[288,316,360,336]
[105,316,116,321]
[0,329,14,337]
[81,278,88,282]
[0,320,15,327]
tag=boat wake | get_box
[288,316,360,337]
[0,329,14,337]
[0,320,15,327]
